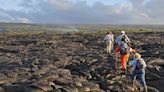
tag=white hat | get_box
[121,30,125,34]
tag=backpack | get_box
[120,43,130,55]
[122,35,128,42]
[135,59,144,71]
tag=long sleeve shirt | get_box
[115,34,130,45]
[104,34,113,42]
[128,58,146,70]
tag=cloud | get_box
[17,18,31,23]
[0,8,31,23]
[0,8,15,22]
[0,0,164,24]
[19,0,33,8]
[47,0,74,11]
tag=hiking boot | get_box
[121,70,126,75]
[121,68,125,71]
[120,68,127,74]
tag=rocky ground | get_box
[0,32,163,92]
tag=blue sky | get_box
[0,0,20,10]
[0,0,164,24]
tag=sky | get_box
[0,0,163,24]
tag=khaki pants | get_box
[105,41,112,54]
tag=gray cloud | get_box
[0,0,164,24]
[0,9,13,21]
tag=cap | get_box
[121,30,125,34]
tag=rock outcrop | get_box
[0,32,163,92]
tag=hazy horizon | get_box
[1,22,164,25]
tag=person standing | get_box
[104,32,114,54]
[111,32,114,50]
[128,53,147,92]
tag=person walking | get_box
[115,30,130,46]
[128,53,147,92]
[104,32,114,54]
[115,37,135,72]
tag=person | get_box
[128,53,147,92]
[115,37,135,72]
[111,32,114,50]
[104,32,114,54]
[115,30,130,46]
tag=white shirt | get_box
[104,34,113,42]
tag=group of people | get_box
[104,31,147,92]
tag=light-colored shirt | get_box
[111,34,114,42]
[104,34,113,42]
[115,34,130,45]
[128,58,146,70]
